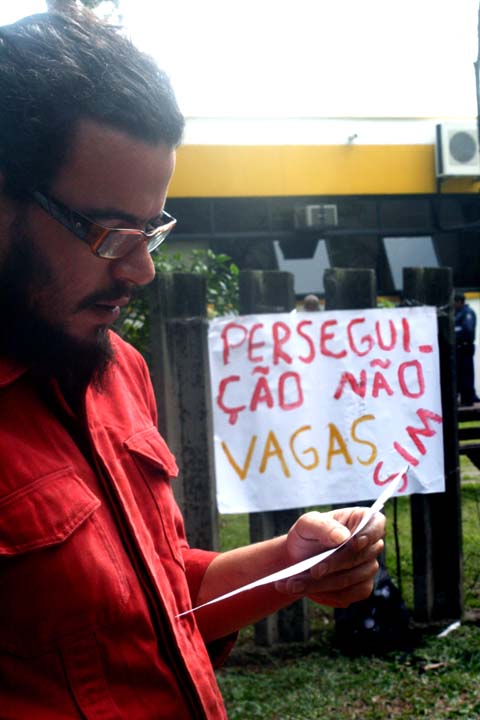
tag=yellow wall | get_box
[169,144,480,197]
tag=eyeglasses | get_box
[31,190,177,259]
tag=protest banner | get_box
[208,306,444,513]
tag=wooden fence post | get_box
[239,270,310,645]
[147,272,219,551]
[324,268,377,311]
[403,267,463,623]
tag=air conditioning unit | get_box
[294,204,338,229]
[435,124,480,177]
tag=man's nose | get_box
[111,240,156,287]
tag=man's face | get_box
[0,119,175,385]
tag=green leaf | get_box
[117,249,239,355]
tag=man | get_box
[303,293,321,311]
[454,292,478,406]
[0,12,385,718]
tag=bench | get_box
[458,405,480,471]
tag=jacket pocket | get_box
[124,427,185,570]
[0,467,131,657]
[0,467,99,555]
[124,426,178,479]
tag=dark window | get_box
[435,232,480,287]
[166,194,480,294]
[433,196,480,230]
[210,237,275,270]
[327,235,380,269]
[166,198,212,234]
[336,198,378,229]
[270,197,300,231]
[276,234,320,259]
[214,198,269,233]
[380,198,431,231]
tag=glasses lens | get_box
[95,217,176,259]
[96,232,141,259]
[146,227,174,253]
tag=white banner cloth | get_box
[208,306,444,513]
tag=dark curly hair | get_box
[0,12,185,199]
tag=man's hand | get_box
[274,507,386,607]
[196,506,386,641]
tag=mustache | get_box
[76,283,134,311]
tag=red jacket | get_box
[0,333,232,719]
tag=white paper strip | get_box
[176,467,406,618]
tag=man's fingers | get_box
[275,556,379,598]
[307,558,380,604]
[291,510,351,550]
[288,508,386,563]
[310,557,380,593]
[308,577,377,608]
[309,537,384,580]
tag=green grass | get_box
[217,625,480,719]
[216,473,480,719]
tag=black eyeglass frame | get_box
[31,190,177,259]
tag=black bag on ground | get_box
[334,566,415,655]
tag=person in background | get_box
[454,291,479,406]
[303,293,321,311]
[0,11,385,718]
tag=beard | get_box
[0,219,115,394]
